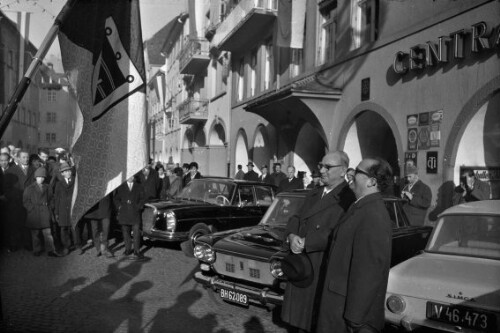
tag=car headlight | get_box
[270,259,283,278]
[164,210,176,232]
[386,295,406,314]
[193,244,216,263]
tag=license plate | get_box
[426,301,497,332]
[219,288,248,306]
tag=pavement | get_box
[0,240,289,333]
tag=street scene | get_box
[1,0,499,332]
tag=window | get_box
[318,8,336,65]
[47,90,56,102]
[45,133,51,143]
[351,0,378,49]
[45,133,56,144]
[250,49,257,96]
[264,41,273,90]
[290,49,303,77]
[237,59,244,101]
[51,133,56,143]
[46,112,56,123]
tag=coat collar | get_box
[301,181,350,219]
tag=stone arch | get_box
[208,118,227,146]
[250,125,271,173]
[234,129,249,173]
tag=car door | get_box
[229,185,266,229]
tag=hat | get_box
[247,162,254,167]
[405,165,418,176]
[60,162,72,173]
[311,169,321,178]
[34,167,47,178]
[261,164,268,169]
[281,252,314,288]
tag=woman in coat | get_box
[156,165,170,200]
[23,167,59,257]
[53,162,75,255]
[114,176,145,259]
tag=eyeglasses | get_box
[318,163,342,171]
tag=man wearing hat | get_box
[23,167,59,257]
[307,169,322,189]
[277,166,303,193]
[53,161,76,255]
[281,151,356,332]
[401,164,432,226]
[258,165,273,184]
[243,162,259,181]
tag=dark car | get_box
[193,190,433,308]
[141,177,277,252]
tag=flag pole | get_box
[0,0,77,139]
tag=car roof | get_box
[192,177,277,187]
[439,200,500,217]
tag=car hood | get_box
[146,198,210,210]
[389,253,500,310]
[211,224,288,261]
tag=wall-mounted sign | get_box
[405,152,418,167]
[418,112,430,126]
[431,110,443,124]
[407,114,418,127]
[426,151,438,174]
[430,123,441,147]
[361,78,370,101]
[418,126,431,150]
[408,128,418,150]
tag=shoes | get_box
[33,251,42,257]
[129,252,145,261]
[47,251,62,257]
[104,250,114,258]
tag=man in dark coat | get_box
[183,162,202,187]
[271,163,287,187]
[53,162,75,255]
[258,165,273,184]
[452,169,491,205]
[243,162,259,181]
[278,166,303,193]
[234,164,245,180]
[138,166,160,201]
[401,165,432,226]
[316,157,393,333]
[85,194,113,258]
[281,151,355,332]
[114,176,146,259]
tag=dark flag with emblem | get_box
[58,0,147,228]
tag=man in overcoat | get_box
[401,165,432,226]
[53,161,76,255]
[84,194,113,258]
[281,151,355,332]
[114,176,146,259]
[316,157,393,333]
[278,166,303,193]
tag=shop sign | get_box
[408,128,418,150]
[393,21,500,75]
[405,152,418,167]
[361,78,370,101]
[426,151,438,174]
[407,114,418,127]
[430,123,441,147]
[418,112,430,126]
[418,126,431,150]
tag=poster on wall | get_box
[430,123,441,147]
[418,126,431,150]
[407,114,418,127]
[426,151,438,174]
[405,151,418,167]
[408,128,418,150]
[419,112,430,126]
[431,110,443,124]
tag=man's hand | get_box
[401,191,413,201]
[288,233,305,254]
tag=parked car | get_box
[141,177,276,253]
[385,200,500,333]
[193,190,432,308]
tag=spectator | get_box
[167,166,183,199]
[138,166,160,201]
[401,165,432,226]
[234,164,245,180]
[271,163,287,187]
[183,162,202,187]
[173,163,183,178]
[307,169,322,189]
[243,162,259,181]
[85,194,114,258]
[278,166,303,193]
[316,157,393,333]
[452,169,491,205]
[53,162,76,256]
[181,163,190,186]
[23,167,59,257]
[259,165,273,184]
[156,164,171,200]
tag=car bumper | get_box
[194,271,284,306]
[142,228,189,242]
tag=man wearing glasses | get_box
[316,157,393,333]
[281,151,356,333]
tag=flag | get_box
[276,0,306,49]
[58,0,147,228]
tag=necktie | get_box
[22,165,27,175]
[128,183,132,191]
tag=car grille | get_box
[142,207,158,231]
[213,253,274,286]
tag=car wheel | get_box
[185,223,211,255]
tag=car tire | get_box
[185,223,211,255]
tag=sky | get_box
[1,0,186,71]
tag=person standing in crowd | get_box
[37,148,53,184]
[181,163,190,187]
[271,163,287,187]
[259,165,273,184]
[0,153,10,249]
[281,151,356,333]
[138,165,160,201]
[53,162,75,256]
[243,162,259,181]
[156,165,171,200]
[307,169,322,189]
[184,162,202,187]
[85,194,113,258]
[278,166,303,193]
[114,176,146,260]
[234,164,245,180]
[401,165,432,226]
[316,157,393,333]
[173,163,183,178]
[453,169,491,205]
[23,167,59,257]
[166,166,183,198]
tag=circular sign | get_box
[408,128,418,143]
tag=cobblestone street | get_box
[0,241,289,333]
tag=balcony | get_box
[179,38,210,75]
[178,98,209,125]
[211,0,277,53]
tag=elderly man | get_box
[243,162,259,181]
[401,164,432,226]
[281,151,356,332]
[278,166,303,193]
[453,169,491,205]
[316,157,393,333]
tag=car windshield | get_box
[259,196,304,227]
[427,214,500,259]
[177,179,235,204]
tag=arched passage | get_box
[209,122,226,146]
[252,125,271,174]
[234,130,249,173]
[293,122,326,177]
